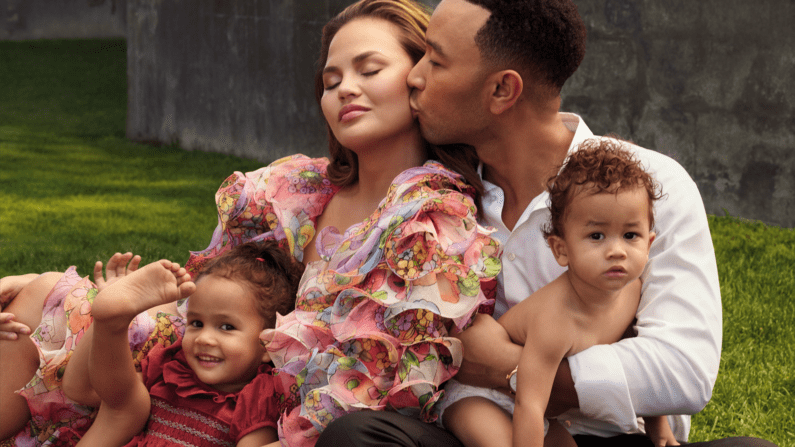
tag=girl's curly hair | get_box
[196,240,304,328]
[543,137,663,240]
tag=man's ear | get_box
[489,70,523,115]
[548,235,569,267]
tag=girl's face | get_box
[183,275,268,393]
[321,18,418,153]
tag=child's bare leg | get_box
[0,272,62,440]
[82,260,194,445]
[443,396,513,447]
[544,419,577,447]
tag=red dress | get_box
[124,339,278,446]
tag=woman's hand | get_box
[94,252,142,292]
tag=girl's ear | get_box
[548,235,569,267]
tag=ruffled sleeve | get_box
[185,155,338,276]
[262,160,501,447]
[229,365,280,441]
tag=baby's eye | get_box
[220,323,236,331]
[589,233,604,241]
[624,232,639,240]
[189,320,203,328]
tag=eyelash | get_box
[324,69,381,90]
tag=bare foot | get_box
[91,260,196,326]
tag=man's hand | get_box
[454,313,522,391]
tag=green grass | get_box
[0,39,263,274]
[1,39,793,446]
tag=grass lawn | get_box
[1,39,793,446]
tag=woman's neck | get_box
[347,129,426,204]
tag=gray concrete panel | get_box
[1,0,126,40]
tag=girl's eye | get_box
[324,81,340,91]
[362,69,381,77]
[220,324,236,331]
[589,233,604,241]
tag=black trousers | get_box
[315,411,778,447]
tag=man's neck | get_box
[479,107,574,230]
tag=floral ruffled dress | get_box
[186,154,501,447]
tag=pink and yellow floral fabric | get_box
[10,269,185,446]
[186,154,501,447]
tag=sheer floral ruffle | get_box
[186,155,338,275]
[262,163,501,447]
[10,268,184,446]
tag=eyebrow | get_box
[426,38,447,59]
[323,50,382,75]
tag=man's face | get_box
[407,0,491,146]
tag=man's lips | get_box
[339,104,369,122]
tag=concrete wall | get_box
[126,0,355,161]
[1,0,126,40]
[563,0,795,227]
[12,0,793,226]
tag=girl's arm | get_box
[63,253,142,406]
[236,427,278,447]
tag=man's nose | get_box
[407,58,426,90]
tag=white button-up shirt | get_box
[480,113,722,441]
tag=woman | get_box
[0,0,499,445]
[187,1,499,445]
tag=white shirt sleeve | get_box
[568,147,722,435]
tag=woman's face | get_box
[321,18,418,153]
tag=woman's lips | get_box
[339,104,369,122]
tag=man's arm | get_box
[567,152,721,434]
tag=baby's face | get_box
[556,185,655,292]
[182,275,266,393]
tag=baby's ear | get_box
[261,350,272,364]
[548,235,569,267]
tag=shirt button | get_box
[507,253,516,261]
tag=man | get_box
[317,0,776,446]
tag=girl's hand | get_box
[94,252,142,292]
[0,312,31,340]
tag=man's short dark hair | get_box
[465,0,587,93]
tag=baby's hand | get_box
[94,252,142,292]
[0,312,31,340]
[645,416,680,447]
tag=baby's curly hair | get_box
[464,0,587,94]
[543,138,663,240]
[195,241,304,328]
